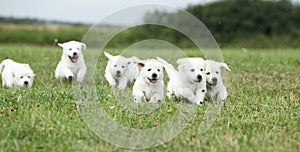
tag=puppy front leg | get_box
[195,88,206,105]
[133,90,144,103]
[63,68,74,81]
[104,72,116,86]
[167,82,173,100]
[77,66,86,82]
[3,78,12,87]
[118,77,128,90]
[218,87,228,101]
[179,87,196,103]
[150,93,164,103]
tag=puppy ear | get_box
[176,58,186,69]
[205,61,211,72]
[220,62,231,71]
[23,64,30,69]
[129,56,139,64]
[176,58,184,65]
[156,57,168,65]
[81,42,86,50]
[58,43,64,48]
[104,52,113,60]
[138,62,145,69]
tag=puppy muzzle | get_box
[193,74,202,83]
[69,55,78,63]
[208,77,218,86]
[147,77,158,84]
[115,70,122,78]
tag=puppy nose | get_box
[152,73,157,78]
[212,77,217,83]
[197,75,202,80]
[24,81,29,85]
[116,70,121,75]
[73,52,78,56]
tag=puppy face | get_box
[13,64,35,88]
[206,60,230,87]
[58,41,86,63]
[138,60,164,84]
[177,58,207,83]
[104,52,133,78]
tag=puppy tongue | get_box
[150,79,157,83]
[70,57,78,63]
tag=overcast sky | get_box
[0,0,218,24]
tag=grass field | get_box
[0,44,299,151]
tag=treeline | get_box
[0,16,85,26]
[109,0,300,48]
[0,16,90,45]
[0,24,88,45]
[1,0,300,48]
[187,0,300,47]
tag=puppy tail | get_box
[0,59,13,74]
[0,60,6,74]
[156,57,180,80]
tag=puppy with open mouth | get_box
[132,59,164,103]
[104,52,139,89]
[0,59,35,88]
[205,60,231,101]
[55,40,86,82]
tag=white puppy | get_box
[0,59,35,88]
[55,40,86,82]
[156,57,182,100]
[104,52,139,89]
[205,60,230,101]
[175,58,209,105]
[132,59,164,103]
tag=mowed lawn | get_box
[0,44,299,151]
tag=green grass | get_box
[0,44,299,151]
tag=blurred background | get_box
[1,0,300,48]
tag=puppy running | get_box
[0,59,35,88]
[159,57,208,105]
[104,52,139,89]
[205,60,230,101]
[132,59,164,103]
[55,40,86,82]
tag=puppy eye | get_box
[122,66,125,68]
[114,65,117,67]
[20,76,23,79]
[147,69,151,71]
[69,48,72,51]
[157,69,160,72]
[216,71,219,74]
[77,48,80,50]
[200,69,203,71]
[206,72,210,75]
[190,69,195,72]
[28,76,31,78]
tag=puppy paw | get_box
[196,101,204,105]
[68,76,73,81]
[134,97,141,103]
[77,77,84,82]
